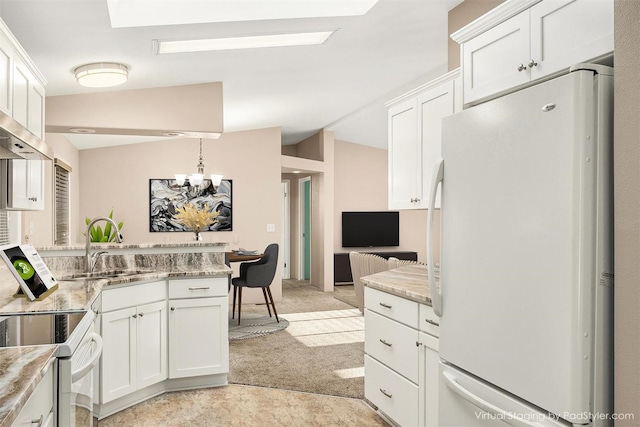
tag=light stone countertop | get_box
[0,346,57,427]
[360,264,433,306]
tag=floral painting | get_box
[149,179,232,232]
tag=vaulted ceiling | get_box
[0,0,462,149]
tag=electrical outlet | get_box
[266,224,276,232]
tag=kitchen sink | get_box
[59,269,154,280]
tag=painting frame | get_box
[149,178,232,233]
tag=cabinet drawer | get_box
[12,360,54,426]
[102,280,167,312]
[365,287,419,328]
[365,355,419,427]
[419,303,440,337]
[168,276,228,299]
[365,309,419,382]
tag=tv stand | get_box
[334,251,418,285]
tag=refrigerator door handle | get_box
[442,371,543,427]
[427,158,444,316]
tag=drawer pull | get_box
[31,415,44,426]
[379,388,393,398]
[379,339,392,347]
[424,318,439,327]
[188,287,210,291]
[379,302,392,309]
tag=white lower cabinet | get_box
[11,360,55,427]
[419,332,440,427]
[167,276,229,379]
[95,275,230,419]
[365,355,419,427]
[364,287,440,427]
[99,281,167,404]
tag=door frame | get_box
[281,180,290,279]
[298,176,311,280]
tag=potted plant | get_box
[84,209,124,242]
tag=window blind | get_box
[54,159,71,245]
[0,211,9,245]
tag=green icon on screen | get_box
[13,259,35,280]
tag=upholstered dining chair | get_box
[349,252,391,313]
[231,243,279,325]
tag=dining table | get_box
[226,252,263,263]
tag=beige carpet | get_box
[334,284,359,309]
[228,280,365,399]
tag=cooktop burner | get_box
[0,311,88,349]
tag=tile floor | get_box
[97,281,389,426]
[97,384,388,426]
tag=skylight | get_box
[107,0,379,28]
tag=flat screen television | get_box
[341,211,399,248]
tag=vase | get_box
[194,231,202,241]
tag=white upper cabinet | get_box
[454,0,613,106]
[0,18,46,139]
[388,98,420,209]
[387,69,461,210]
[0,32,13,116]
[13,54,45,139]
[0,159,44,210]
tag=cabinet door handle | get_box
[138,312,144,317]
[379,388,393,398]
[31,415,44,426]
[424,318,440,327]
[188,287,210,291]
[379,302,392,309]
[528,59,538,68]
[170,307,175,311]
[379,339,392,347]
[28,197,38,202]
[517,63,527,72]
[132,314,137,318]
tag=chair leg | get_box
[266,287,279,323]
[237,286,243,325]
[262,288,273,318]
[232,285,237,319]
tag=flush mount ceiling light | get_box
[74,62,129,88]
[154,31,334,55]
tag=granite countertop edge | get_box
[360,264,433,306]
[0,346,57,427]
[36,242,229,251]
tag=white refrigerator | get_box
[427,64,614,426]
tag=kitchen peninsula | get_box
[360,264,440,426]
[0,242,231,426]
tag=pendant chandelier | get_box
[175,138,223,188]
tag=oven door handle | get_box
[71,333,103,383]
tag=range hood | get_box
[0,109,53,160]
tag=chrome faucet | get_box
[85,217,124,272]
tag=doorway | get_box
[299,177,311,280]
